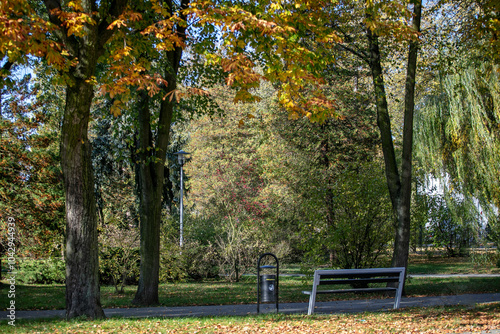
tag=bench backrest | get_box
[314,267,405,286]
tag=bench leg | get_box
[307,293,316,315]
[394,269,405,309]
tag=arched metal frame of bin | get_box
[257,253,279,314]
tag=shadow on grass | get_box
[0,282,65,310]
[2,276,499,312]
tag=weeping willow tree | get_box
[414,64,500,246]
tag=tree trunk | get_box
[320,132,336,265]
[42,0,127,319]
[366,27,401,214]
[365,0,422,273]
[61,79,105,319]
[132,91,165,305]
[392,1,422,269]
[132,0,188,306]
[132,92,175,305]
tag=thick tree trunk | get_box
[61,79,105,319]
[391,1,422,269]
[132,86,177,306]
[133,0,188,305]
[42,0,127,319]
[132,91,171,305]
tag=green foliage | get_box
[17,258,65,284]
[99,246,140,292]
[0,66,65,257]
[160,217,220,282]
[299,163,394,270]
[425,194,479,257]
[185,84,296,281]
[160,240,219,283]
[159,242,188,283]
[99,224,140,293]
[469,250,499,269]
[415,63,500,252]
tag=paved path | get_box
[2,293,499,320]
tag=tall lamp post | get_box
[174,150,189,247]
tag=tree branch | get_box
[97,0,130,52]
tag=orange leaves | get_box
[108,10,143,30]
[101,69,168,116]
[189,0,341,122]
[166,87,210,103]
[0,1,50,61]
[110,46,133,62]
[47,2,97,38]
[222,55,262,87]
[141,18,186,51]
[0,0,82,72]
[220,54,264,104]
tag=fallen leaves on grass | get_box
[8,304,499,334]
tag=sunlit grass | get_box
[408,253,500,275]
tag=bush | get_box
[98,224,140,293]
[160,241,219,283]
[18,258,65,284]
[160,242,188,283]
[300,165,394,270]
[99,246,140,292]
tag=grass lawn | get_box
[1,254,499,311]
[0,255,499,333]
[0,304,499,333]
[1,274,500,311]
[407,253,500,275]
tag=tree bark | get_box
[391,0,422,269]
[132,0,188,306]
[366,27,401,214]
[43,0,128,319]
[132,87,176,306]
[61,78,105,319]
[365,0,422,272]
[132,90,168,305]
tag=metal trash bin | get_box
[260,274,276,302]
[257,253,279,313]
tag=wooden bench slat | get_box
[303,287,397,295]
[315,287,397,294]
[318,277,400,285]
[319,273,401,279]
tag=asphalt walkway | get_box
[3,293,500,320]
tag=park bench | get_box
[302,267,406,315]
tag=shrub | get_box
[160,241,219,283]
[300,164,394,270]
[18,258,65,284]
[98,223,140,293]
[99,246,140,292]
[160,242,188,283]
[470,249,500,269]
